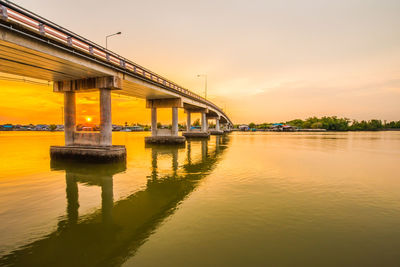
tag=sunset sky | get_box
[1,0,399,124]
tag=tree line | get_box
[243,116,400,131]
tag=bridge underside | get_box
[0,16,232,160]
[0,30,227,122]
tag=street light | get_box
[106,31,121,50]
[197,74,207,99]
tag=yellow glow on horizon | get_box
[86,117,92,122]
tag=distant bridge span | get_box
[0,0,233,157]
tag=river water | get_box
[0,131,399,266]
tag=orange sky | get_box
[1,0,399,124]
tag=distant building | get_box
[239,125,249,131]
[112,125,123,131]
[123,125,144,131]
[271,123,296,131]
[0,124,13,131]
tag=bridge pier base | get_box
[145,99,186,145]
[209,117,224,135]
[50,77,126,162]
[183,110,210,138]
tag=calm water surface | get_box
[0,131,399,266]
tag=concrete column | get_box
[216,118,220,131]
[172,107,178,136]
[186,111,191,132]
[64,91,76,146]
[201,112,207,132]
[151,107,157,136]
[100,88,112,146]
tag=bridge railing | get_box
[0,0,231,124]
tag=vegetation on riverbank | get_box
[243,117,400,131]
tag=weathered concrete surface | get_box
[182,131,210,138]
[186,110,191,131]
[171,107,178,136]
[201,112,208,132]
[54,76,122,92]
[64,91,76,146]
[73,132,100,146]
[50,145,126,162]
[144,136,186,144]
[146,98,182,108]
[209,129,224,135]
[100,88,112,146]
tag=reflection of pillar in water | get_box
[65,173,79,225]
[101,176,114,224]
[187,140,192,165]
[151,149,158,180]
[201,139,208,162]
[172,148,178,175]
[216,136,221,153]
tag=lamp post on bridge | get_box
[106,32,121,50]
[197,74,207,100]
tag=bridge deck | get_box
[0,0,232,124]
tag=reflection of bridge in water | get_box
[0,136,230,267]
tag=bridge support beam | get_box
[50,76,126,162]
[145,98,185,144]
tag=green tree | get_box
[49,124,57,131]
[193,119,200,127]
[311,122,323,129]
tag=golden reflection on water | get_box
[0,131,400,266]
[0,132,229,266]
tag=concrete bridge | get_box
[0,136,230,267]
[0,0,233,160]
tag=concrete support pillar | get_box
[172,107,178,136]
[216,118,220,131]
[100,88,112,146]
[151,107,157,136]
[186,111,191,132]
[64,91,76,146]
[201,112,207,132]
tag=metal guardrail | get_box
[0,0,232,124]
